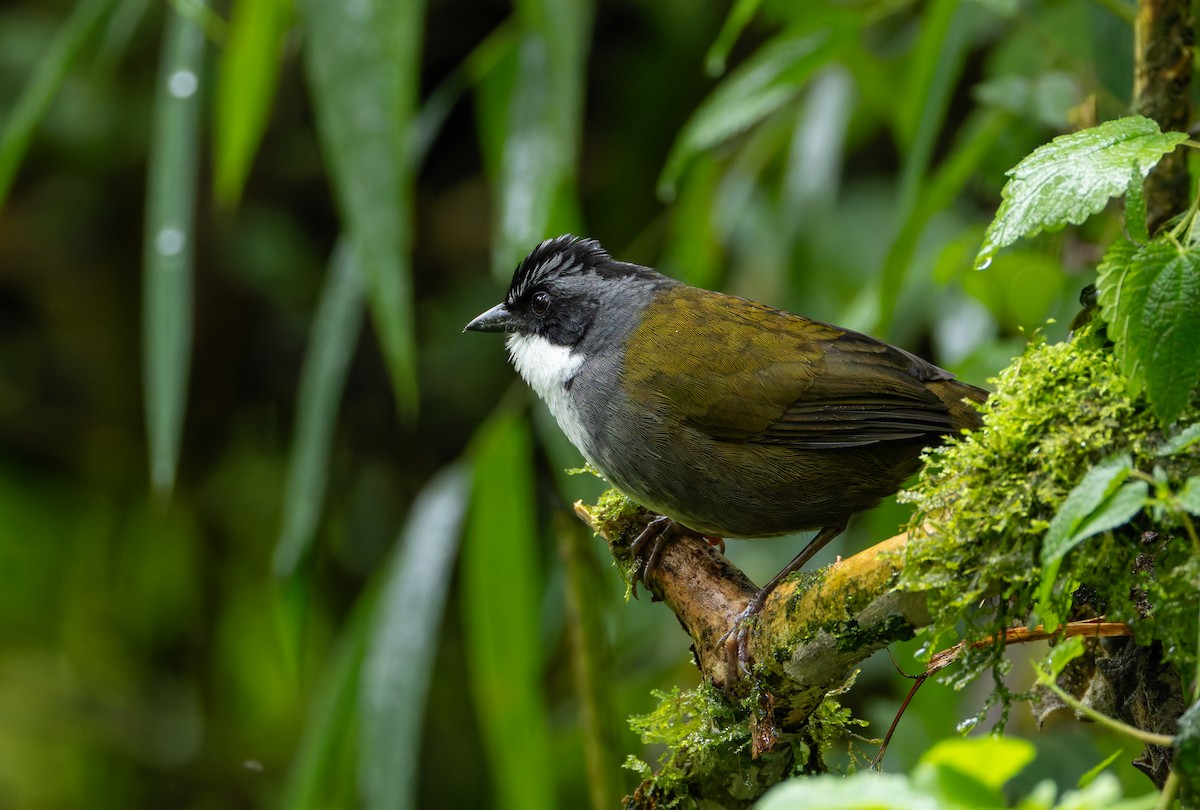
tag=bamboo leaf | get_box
[299,0,424,414]
[359,465,468,810]
[659,28,842,201]
[490,0,590,277]
[876,0,971,334]
[214,0,293,206]
[280,588,375,810]
[272,240,365,577]
[142,4,205,494]
[705,0,764,77]
[876,107,1011,334]
[462,414,554,810]
[0,0,117,208]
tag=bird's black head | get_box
[465,235,671,348]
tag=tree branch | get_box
[575,501,929,726]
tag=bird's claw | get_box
[719,603,761,678]
[629,515,673,600]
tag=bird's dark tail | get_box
[932,379,988,432]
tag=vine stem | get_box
[1039,675,1175,747]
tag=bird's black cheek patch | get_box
[541,300,595,347]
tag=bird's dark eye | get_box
[531,291,551,316]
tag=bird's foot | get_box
[719,595,767,678]
[629,515,673,599]
[702,534,726,555]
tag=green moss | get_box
[899,331,1200,689]
[624,679,873,807]
[831,614,915,653]
[589,487,646,592]
[624,683,754,807]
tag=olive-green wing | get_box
[624,288,962,450]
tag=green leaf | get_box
[1077,748,1123,789]
[1178,476,1200,515]
[876,106,1010,335]
[272,240,365,577]
[489,0,590,277]
[757,772,938,809]
[1074,480,1149,541]
[1095,236,1151,381]
[1037,457,1149,624]
[1156,422,1200,456]
[281,587,375,810]
[359,465,468,810]
[1044,634,1085,680]
[1125,165,1148,243]
[917,736,1036,794]
[462,414,554,810]
[213,0,293,206]
[704,0,763,77]
[658,27,843,201]
[300,0,423,414]
[1098,240,1200,423]
[1176,700,1200,797]
[0,0,118,208]
[1142,248,1200,423]
[1040,457,1132,567]
[976,116,1187,269]
[142,6,205,495]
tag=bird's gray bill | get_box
[464,303,516,333]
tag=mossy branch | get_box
[574,500,929,720]
[576,501,927,700]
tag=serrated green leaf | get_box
[300,0,423,414]
[1125,165,1147,242]
[1143,249,1200,423]
[359,465,468,810]
[143,6,205,495]
[658,27,843,201]
[1097,239,1173,387]
[213,0,293,206]
[976,116,1187,269]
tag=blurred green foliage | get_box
[0,0,1166,806]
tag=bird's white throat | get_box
[506,332,592,455]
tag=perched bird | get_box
[466,235,986,668]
